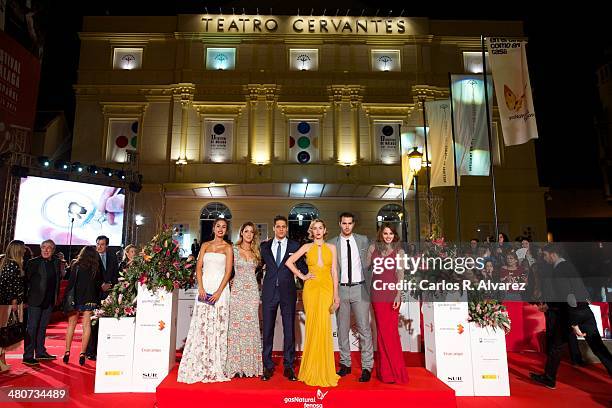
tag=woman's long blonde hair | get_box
[236,222,261,263]
[0,240,26,276]
[123,244,137,262]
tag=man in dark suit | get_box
[191,239,200,258]
[260,215,307,381]
[530,244,612,389]
[85,235,118,360]
[23,240,65,366]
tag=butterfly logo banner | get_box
[486,38,538,146]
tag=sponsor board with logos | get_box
[422,301,475,396]
[94,317,136,393]
[132,284,179,392]
[469,323,510,396]
[423,301,510,396]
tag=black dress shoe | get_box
[261,367,273,381]
[36,352,57,361]
[86,354,97,361]
[529,372,556,389]
[23,358,40,366]
[359,369,371,382]
[337,365,351,376]
[283,367,297,381]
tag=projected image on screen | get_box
[14,177,125,246]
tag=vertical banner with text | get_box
[486,38,538,146]
[425,100,456,188]
[450,75,493,178]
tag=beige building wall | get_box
[72,14,546,245]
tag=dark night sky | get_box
[32,1,610,190]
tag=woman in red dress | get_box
[367,223,408,384]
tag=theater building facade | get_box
[72,14,546,247]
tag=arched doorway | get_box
[288,203,320,245]
[377,204,405,240]
[200,202,232,243]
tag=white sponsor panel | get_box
[132,284,179,392]
[469,323,510,396]
[94,317,136,393]
[422,301,475,396]
[176,288,198,350]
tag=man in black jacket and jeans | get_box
[85,235,118,360]
[23,240,65,366]
[530,244,612,389]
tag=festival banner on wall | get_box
[107,119,138,163]
[204,119,234,162]
[374,122,401,164]
[450,74,493,178]
[0,30,41,155]
[289,119,319,164]
[486,38,539,146]
[425,100,456,188]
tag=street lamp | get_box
[407,147,423,248]
[135,214,145,245]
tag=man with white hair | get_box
[23,240,64,366]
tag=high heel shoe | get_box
[63,351,70,364]
[78,353,86,366]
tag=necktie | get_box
[275,241,282,267]
[101,253,107,270]
[346,239,352,284]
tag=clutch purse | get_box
[198,292,216,305]
[0,311,25,348]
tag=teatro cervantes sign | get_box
[179,15,425,36]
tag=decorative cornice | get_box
[244,84,282,103]
[79,32,174,44]
[172,83,196,105]
[193,102,246,116]
[277,103,329,117]
[100,102,148,116]
[362,103,414,119]
[411,85,449,102]
[328,85,365,104]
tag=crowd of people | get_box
[0,235,132,372]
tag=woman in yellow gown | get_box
[286,219,340,387]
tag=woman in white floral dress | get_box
[178,218,233,384]
[225,222,263,378]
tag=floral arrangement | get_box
[468,299,511,334]
[94,226,195,321]
[404,237,512,334]
[406,237,463,300]
[95,270,138,320]
[131,227,195,293]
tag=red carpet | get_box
[157,365,456,408]
[0,319,610,407]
